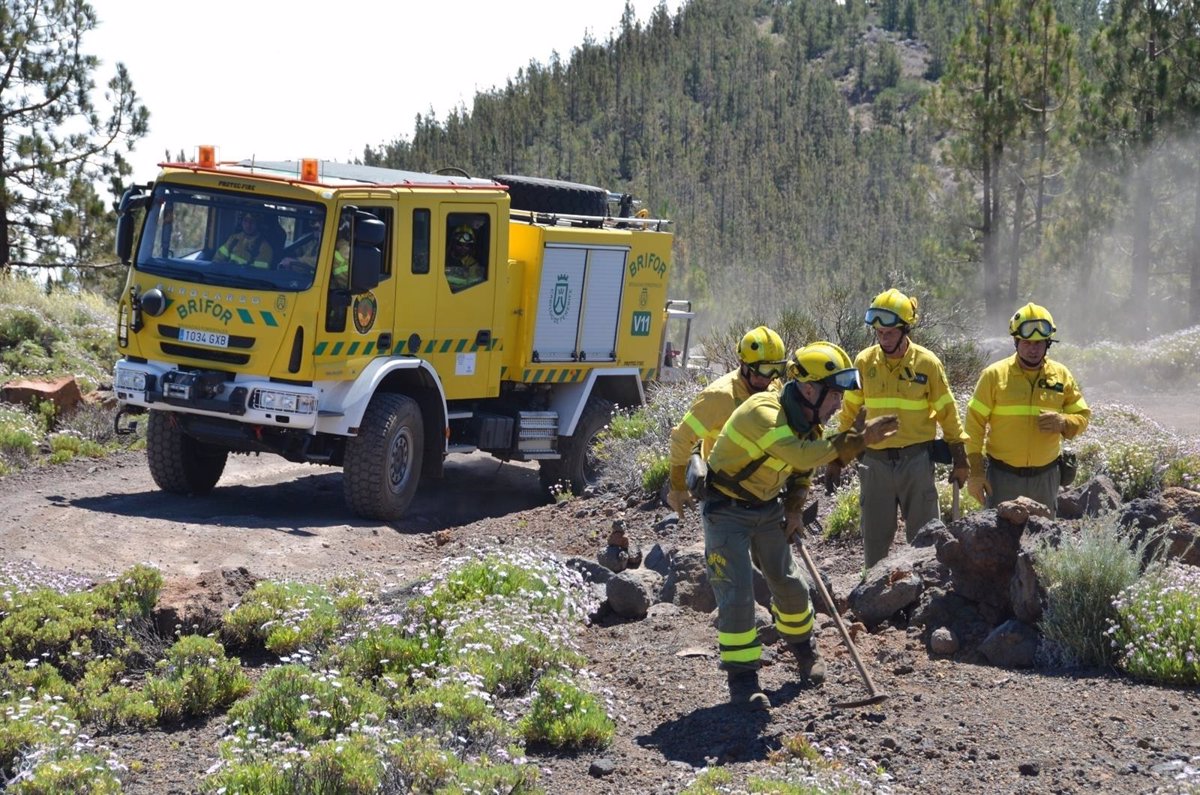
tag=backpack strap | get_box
[707,453,772,504]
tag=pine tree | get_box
[0,0,148,276]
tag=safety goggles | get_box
[864,307,904,328]
[746,361,786,379]
[1013,318,1054,340]
[821,368,861,392]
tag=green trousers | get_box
[702,497,813,671]
[986,461,1060,518]
[857,446,938,569]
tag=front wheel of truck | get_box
[539,396,614,498]
[343,393,424,521]
[146,410,228,495]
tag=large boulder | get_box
[848,543,942,627]
[935,509,1026,610]
[1,375,83,416]
[661,543,715,613]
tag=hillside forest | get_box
[2,0,1200,342]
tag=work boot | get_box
[788,640,826,686]
[726,670,770,711]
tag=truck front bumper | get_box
[114,359,320,430]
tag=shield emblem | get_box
[552,275,570,317]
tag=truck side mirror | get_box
[116,213,136,264]
[115,185,151,264]
[349,213,385,292]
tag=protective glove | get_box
[784,510,804,540]
[948,441,970,487]
[966,475,991,505]
[824,460,844,494]
[863,414,900,447]
[1037,410,1067,434]
[666,489,695,516]
[966,452,990,505]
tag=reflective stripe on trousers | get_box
[702,498,812,670]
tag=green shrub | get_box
[0,564,160,680]
[1162,455,1200,491]
[336,624,445,685]
[519,672,613,749]
[223,578,367,655]
[5,748,123,794]
[48,431,106,464]
[641,456,671,494]
[396,677,509,745]
[1109,563,1200,685]
[227,665,387,745]
[75,657,156,730]
[1102,441,1160,501]
[1035,516,1144,667]
[144,635,251,722]
[823,485,861,540]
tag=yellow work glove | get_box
[863,414,900,446]
[666,489,695,516]
[966,452,990,505]
[948,441,970,487]
[1037,410,1067,434]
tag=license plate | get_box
[179,327,229,348]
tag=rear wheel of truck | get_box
[146,410,228,495]
[343,393,424,521]
[539,396,614,498]
[493,174,609,217]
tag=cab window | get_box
[445,213,489,293]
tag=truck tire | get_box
[343,393,424,521]
[539,396,614,497]
[146,410,228,495]
[493,174,609,217]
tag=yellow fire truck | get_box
[112,150,681,520]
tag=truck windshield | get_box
[135,184,327,292]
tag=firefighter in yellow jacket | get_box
[829,289,970,569]
[666,326,787,516]
[213,212,273,269]
[965,303,1089,516]
[703,342,898,710]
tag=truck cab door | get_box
[430,206,502,399]
[313,204,395,382]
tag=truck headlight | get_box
[115,369,147,391]
[251,389,317,415]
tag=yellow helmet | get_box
[865,288,918,329]
[786,342,860,391]
[1009,303,1057,341]
[737,326,787,373]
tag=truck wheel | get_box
[146,410,228,495]
[343,394,424,521]
[539,396,614,497]
[493,174,609,217]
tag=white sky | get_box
[85,0,670,184]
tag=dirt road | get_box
[0,451,548,580]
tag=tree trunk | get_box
[1008,175,1026,303]
[1129,164,1152,340]
[1191,167,1200,326]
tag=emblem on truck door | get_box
[353,292,378,334]
[550,274,572,322]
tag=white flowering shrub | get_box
[1108,562,1200,686]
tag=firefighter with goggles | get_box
[666,326,787,517]
[701,342,898,711]
[964,303,1089,515]
[830,289,970,569]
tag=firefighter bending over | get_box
[702,342,898,711]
